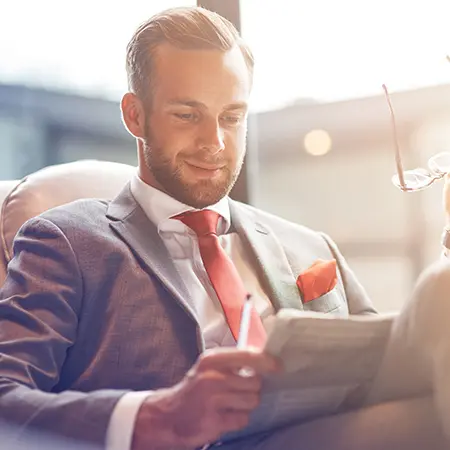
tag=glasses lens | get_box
[392,169,434,191]
[428,152,450,174]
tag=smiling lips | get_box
[185,160,226,172]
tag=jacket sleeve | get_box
[0,217,128,447]
[320,233,378,315]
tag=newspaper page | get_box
[221,309,394,441]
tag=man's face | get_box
[139,44,251,208]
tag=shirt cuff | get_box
[106,391,152,450]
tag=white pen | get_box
[237,294,253,349]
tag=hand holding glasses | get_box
[384,55,450,192]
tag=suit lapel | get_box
[106,184,200,328]
[229,199,303,312]
[106,187,301,329]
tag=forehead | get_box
[152,44,251,107]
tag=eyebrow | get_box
[166,98,248,111]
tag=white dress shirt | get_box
[106,173,274,450]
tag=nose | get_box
[198,119,225,154]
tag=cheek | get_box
[149,116,194,156]
[221,129,245,165]
[231,127,247,156]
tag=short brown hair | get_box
[125,6,254,101]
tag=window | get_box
[0,1,196,179]
[240,0,449,112]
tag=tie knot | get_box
[174,210,220,237]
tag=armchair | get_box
[0,160,135,286]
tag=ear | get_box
[121,92,146,139]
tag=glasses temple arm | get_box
[382,84,406,188]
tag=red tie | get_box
[175,210,266,348]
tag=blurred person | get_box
[1,6,450,450]
[444,173,450,255]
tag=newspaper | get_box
[221,309,394,442]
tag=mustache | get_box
[142,136,229,166]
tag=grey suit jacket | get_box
[0,183,375,446]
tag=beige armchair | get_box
[0,160,136,286]
[0,179,18,285]
[0,160,446,449]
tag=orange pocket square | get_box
[296,259,337,303]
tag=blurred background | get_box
[0,0,449,311]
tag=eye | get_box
[221,115,242,126]
[173,112,197,122]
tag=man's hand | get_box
[132,347,282,450]
[443,174,450,228]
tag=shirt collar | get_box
[130,172,231,234]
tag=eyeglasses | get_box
[383,56,450,192]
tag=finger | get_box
[218,410,251,433]
[214,392,260,412]
[197,348,282,374]
[187,369,261,397]
[444,174,450,226]
[223,372,263,393]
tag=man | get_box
[0,6,449,450]
[0,421,99,450]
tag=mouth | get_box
[185,160,226,172]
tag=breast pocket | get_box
[302,287,344,314]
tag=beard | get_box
[142,122,243,209]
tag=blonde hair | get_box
[125,6,254,101]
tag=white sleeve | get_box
[106,391,152,450]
